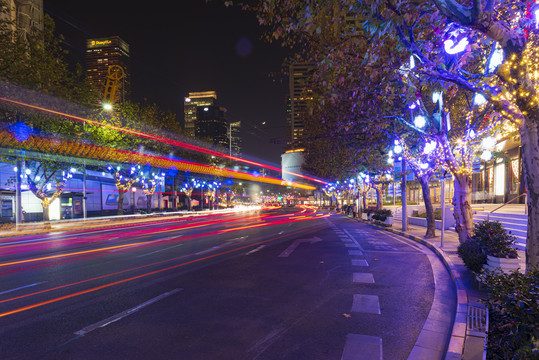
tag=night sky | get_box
[44,0,290,165]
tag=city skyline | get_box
[45,0,290,164]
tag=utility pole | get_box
[402,158,407,231]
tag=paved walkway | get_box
[345,214,489,360]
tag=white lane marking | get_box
[352,259,369,266]
[278,231,284,235]
[195,246,222,255]
[0,282,45,295]
[351,294,381,314]
[74,289,182,336]
[348,250,363,256]
[136,243,184,258]
[382,232,424,252]
[342,229,365,251]
[226,236,248,243]
[353,273,375,283]
[278,237,323,258]
[342,334,383,360]
[246,245,266,255]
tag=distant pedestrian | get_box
[351,203,357,218]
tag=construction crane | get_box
[102,65,125,110]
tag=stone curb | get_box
[353,217,467,360]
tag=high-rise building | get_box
[184,91,217,137]
[196,105,229,149]
[85,36,130,104]
[287,63,313,149]
[229,120,241,156]
[1,0,43,40]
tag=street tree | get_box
[245,0,539,269]
[25,160,75,222]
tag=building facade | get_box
[287,63,313,149]
[195,105,229,149]
[85,36,130,104]
[2,0,43,40]
[184,91,217,137]
[229,120,241,156]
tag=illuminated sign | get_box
[88,38,113,48]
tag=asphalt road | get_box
[0,206,454,359]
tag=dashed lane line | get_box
[342,334,383,360]
[74,288,182,336]
[351,294,381,314]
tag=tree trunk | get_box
[452,173,473,243]
[375,187,382,210]
[42,202,50,222]
[147,194,152,214]
[187,196,192,211]
[418,175,436,238]
[117,191,125,215]
[362,192,367,210]
[519,113,539,270]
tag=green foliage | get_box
[414,209,442,220]
[480,269,539,360]
[371,209,392,221]
[472,220,518,259]
[458,220,519,273]
[458,239,487,273]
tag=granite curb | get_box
[351,216,468,360]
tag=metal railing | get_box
[487,193,527,221]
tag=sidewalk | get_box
[346,214,487,360]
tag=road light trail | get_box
[0,207,323,270]
[0,218,327,318]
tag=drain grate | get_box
[467,303,488,337]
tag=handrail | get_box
[487,192,527,221]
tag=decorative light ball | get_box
[423,140,437,154]
[481,150,492,161]
[444,37,469,54]
[419,162,429,170]
[482,136,496,150]
[414,115,427,128]
[394,145,403,154]
[473,93,487,106]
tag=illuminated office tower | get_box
[184,91,217,137]
[85,36,130,104]
[287,63,313,149]
[229,120,241,156]
[195,105,229,149]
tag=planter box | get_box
[374,216,393,227]
[484,255,521,274]
[408,216,455,230]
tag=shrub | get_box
[480,269,539,359]
[371,209,392,222]
[457,239,487,273]
[413,209,442,220]
[472,220,518,259]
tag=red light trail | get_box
[0,208,328,318]
[0,97,328,186]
